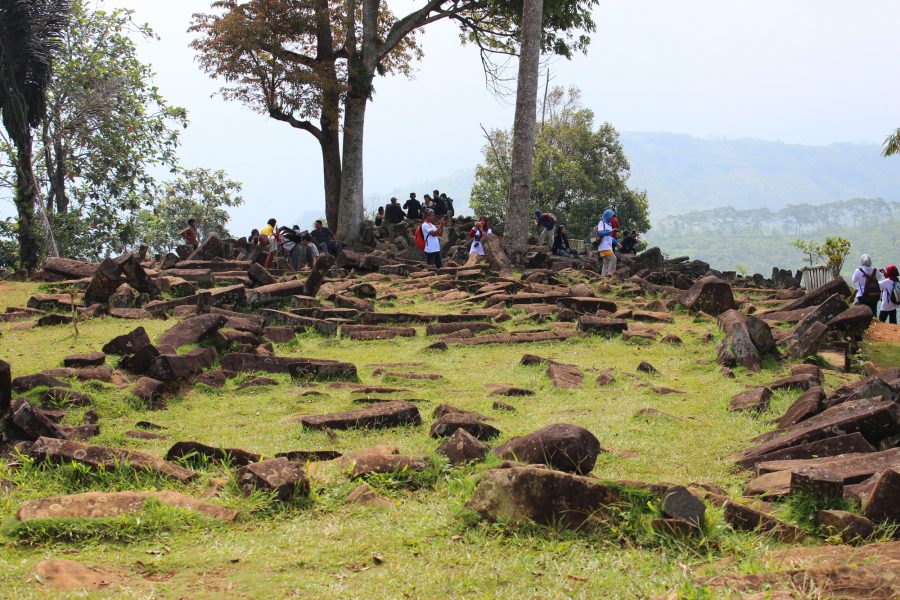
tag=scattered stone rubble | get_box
[0,228,896,596]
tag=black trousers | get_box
[856,298,878,315]
[879,309,897,324]
[426,251,443,269]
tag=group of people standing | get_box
[534,208,641,276]
[852,255,899,324]
[374,190,456,226]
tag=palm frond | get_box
[0,0,72,133]
[883,128,900,158]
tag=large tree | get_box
[191,0,597,242]
[471,86,650,238]
[0,2,248,263]
[0,0,71,270]
[134,168,244,256]
[503,0,543,265]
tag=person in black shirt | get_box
[385,197,405,224]
[552,225,573,257]
[310,220,341,255]
[403,193,422,219]
[374,207,384,227]
[431,193,447,217]
[620,231,637,254]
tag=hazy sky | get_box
[63,1,900,231]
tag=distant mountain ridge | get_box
[620,132,900,217]
[366,133,900,220]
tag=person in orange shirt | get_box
[178,219,199,250]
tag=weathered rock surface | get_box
[817,509,875,543]
[437,428,490,465]
[467,466,631,528]
[297,401,421,430]
[681,276,737,315]
[862,468,899,522]
[18,490,237,521]
[494,423,601,474]
[236,458,309,500]
[102,326,151,356]
[62,352,105,368]
[165,441,261,467]
[430,413,500,440]
[156,313,226,353]
[27,436,196,482]
[729,387,771,412]
[723,499,806,541]
[547,362,584,388]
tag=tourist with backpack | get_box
[878,264,899,324]
[534,210,556,249]
[851,254,881,315]
[419,209,445,269]
[596,209,618,276]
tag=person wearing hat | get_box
[878,264,899,324]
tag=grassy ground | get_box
[0,279,894,598]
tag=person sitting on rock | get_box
[298,233,320,269]
[620,231,638,254]
[311,220,341,256]
[552,225,573,257]
[878,264,899,324]
[385,197,406,224]
[179,218,200,250]
[374,206,385,227]
[403,193,422,220]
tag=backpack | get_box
[859,268,880,303]
[889,281,900,305]
[415,225,426,251]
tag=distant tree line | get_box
[649,198,900,277]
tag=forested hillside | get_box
[620,132,900,217]
[648,198,900,276]
[368,133,900,221]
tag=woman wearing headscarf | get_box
[597,209,618,276]
[878,264,899,324]
[851,254,881,315]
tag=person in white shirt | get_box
[851,254,881,315]
[597,208,617,276]
[878,264,898,324]
[421,209,445,269]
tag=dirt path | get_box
[865,320,900,343]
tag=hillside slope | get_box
[621,132,900,217]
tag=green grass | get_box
[0,280,897,598]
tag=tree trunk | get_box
[13,128,40,270]
[336,95,367,242]
[52,138,68,213]
[502,0,544,265]
[320,93,342,230]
